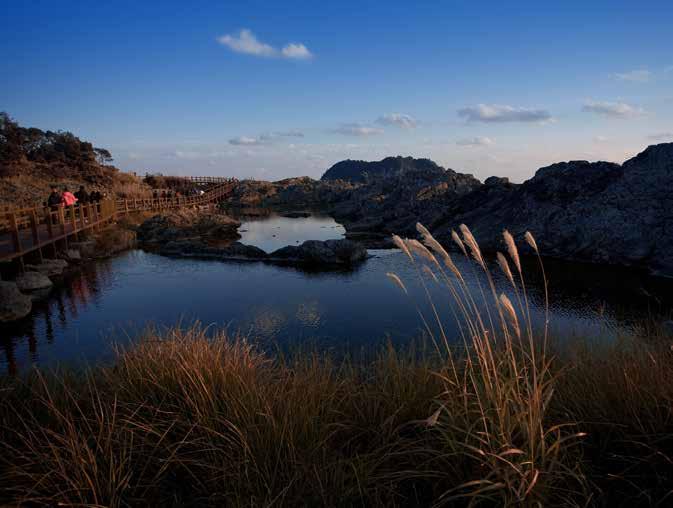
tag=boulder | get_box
[63,249,82,262]
[270,239,367,265]
[0,281,32,322]
[138,211,240,244]
[14,272,53,292]
[26,258,68,277]
[161,240,267,260]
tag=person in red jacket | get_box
[61,187,78,207]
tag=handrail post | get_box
[44,206,54,239]
[29,208,43,262]
[79,203,86,230]
[7,212,21,254]
[29,209,39,245]
[70,205,78,241]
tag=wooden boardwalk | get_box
[0,177,237,265]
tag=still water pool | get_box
[2,213,671,374]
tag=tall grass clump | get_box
[387,224,586,505]
[2,224,673,506]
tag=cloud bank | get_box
[458,104,552,123]
[582,100,645,118]
[376,113,417,129]
[217,29,313,60]
[331,123,384,136]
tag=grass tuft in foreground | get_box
[1,225,673,506]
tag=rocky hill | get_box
[321,156,448,183]
[430,143,673,276]
[0,113,149,205]
[227,144,673,276]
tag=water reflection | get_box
[2,214,673,375]
[236,212,346,252]
[1,258,115,374]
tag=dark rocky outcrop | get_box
[14,272,53,301]
[270,239,367,265]
[321,156,447,183]
[222,143,673,276]
[25,259,69,277]
[160,240,268,260]
[137,210,240,245]
[159,238,367,267]
[431,143,673,276]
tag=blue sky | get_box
[3,0,673,182]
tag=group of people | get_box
[46,185,107,209]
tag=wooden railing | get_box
[0,178,237,263]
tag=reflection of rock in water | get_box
[296,301,321,328]
[250,307,286,337]
[1,257,113,375]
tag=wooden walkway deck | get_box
[0,177,237,265]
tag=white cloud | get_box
[593,135,609,143]
[281,43,313,60]
[582,100,646,118]
[376,113,417,129]
[229,136,266,146]
[217,29,275,57]
[648,132,673,141]
[217,29,313,60]
[456,136,494,147]
[331,123,384,136]
[610,69,652,82]
[458,104,553,123]
[230,130,304,145]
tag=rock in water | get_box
[14,272,53,292]
[270,239,367,265]
[137,210,240,244]
[0,281,32,322]
[63,249,82,262]
[25,259,68,277]
[14,272,54,301]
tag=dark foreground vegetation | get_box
[2,227,673,506]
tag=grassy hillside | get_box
[0,113,150,206]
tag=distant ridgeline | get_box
[0,112,115,182]
[321,156,451,183]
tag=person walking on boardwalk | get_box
[47,186,61,224]
[47,186,61,208]
[61,187,77,207]
[74,185,89,204]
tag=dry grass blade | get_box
[386,272,408,294]
[503,229,521,274]
[496,252,515,287]
[451,229,468,257]
[392,234,413,261]
[524,231,539,253]
[459,224,485,268]
[499,293,520,337]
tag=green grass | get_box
[1,225,672,507]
